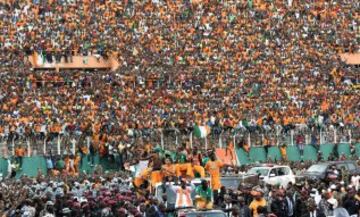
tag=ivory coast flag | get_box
[194,125,211,138]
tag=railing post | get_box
[233,133,236,149]
[348,130,352,143]
[161,130,164,150]
[86,136,90,149]
[219,133,223,148]
[305,134,310,145]
[248,132,251,147]
[43,138,47,155]
[71,138,76,155]
[205,137,208,150]
[189,132,193,149]
[175,132,178,147]
[12,137,15,156]
[276,126,280,146]
[290,130,294,146]
[319,129,323,145]
[27,139,31,157]
[334,128,337,144]
[57,135,61,155]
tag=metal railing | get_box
[0,125,358,157]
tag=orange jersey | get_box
[205,160,224,178]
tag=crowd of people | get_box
[0,0,359,216]
[0,0,359,151]
[0,146,360,217]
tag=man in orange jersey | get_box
[205,152,233,205]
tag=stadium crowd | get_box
[0,148,360,217]
[0,0,359,147]
[0,0,359,216]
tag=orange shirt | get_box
[162,164,176,177]
[205,160,223,178]
[15,147,25,157]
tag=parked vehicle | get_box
[302,161,360,182]
[247,164,296,188]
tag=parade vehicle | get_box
[154,174,258,208]
[177,208,227,217]
[247,164,296,188]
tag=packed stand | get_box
[0,0,360,215]
[0,1,359,150]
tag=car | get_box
[247,165,296,188]
[220,174,259,190]
[177,208,227,217]
[302,161,360,182]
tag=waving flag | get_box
[194,125,211,138]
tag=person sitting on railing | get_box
[192,155,205,178]
[133,168,152,198]
[175,146,194,178]
[45,154,54,175]
[15,144,26,170]
[280,144,288,161]
[161,157,176,181]
[148,154,163,187]
[55,156,65,175]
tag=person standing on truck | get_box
[205,153,224,204]
[195,179,213,209]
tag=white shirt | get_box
[170,184,194,208]
[310,210,317,217]
[225,203,232,217]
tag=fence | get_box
[0,125,359,157]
